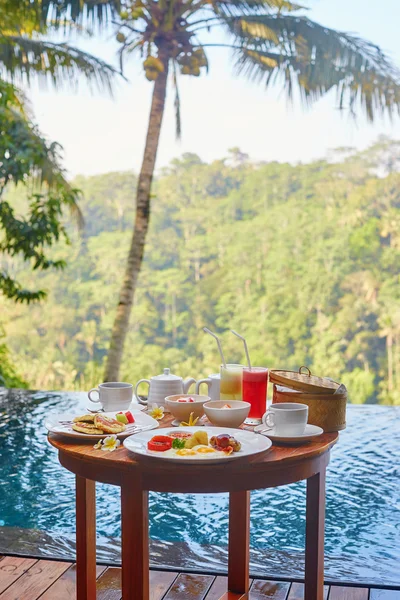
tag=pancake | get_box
[94,414,126,434]
[72,422,104,435]
[73,414,95,423]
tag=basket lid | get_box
[269,366,339,394]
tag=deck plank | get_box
[0,557,38,595]
[95,567,179,600]
[249,580,290,600]
[370,591,400,600]
[205,577,229,599]
[0,559,71,600]
[287,582,329,600]
[150,570,178,600]
[163,573,215,600]
[96,568,122,600]
[214,594,251,600]
[329,587,369,600]
[1,554,400,600]
[205,576,255,599]
[39,564,106,600]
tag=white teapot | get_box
[134,368,196,410]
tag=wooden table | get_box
[48,417,338,600]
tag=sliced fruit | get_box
[185,430,208,449]
[125,411,135,423]
[116,412,129,425]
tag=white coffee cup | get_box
[88,382,133,412]
[195,374,220,401]
[262,402,308,436]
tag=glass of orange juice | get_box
[220,364,244,401]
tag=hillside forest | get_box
[1,138,400,405]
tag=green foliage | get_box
[0,84,82,302]
[0,0,119,303]
[0,329,27,388]
[1,138,400,404]
[112,0,400,123]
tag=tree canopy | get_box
[1,138,400,404]
[0,0,119,303]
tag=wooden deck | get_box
[0,555,399,600]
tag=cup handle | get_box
[88,388,100,403]
[135,379,151,404]
[183,378,196,393]
[195,378,211,394]
[262,410,275,429]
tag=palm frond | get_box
[227,14,400,120]
[0,79,29,115]
[0,101,83,226]
[0,35,120,92]
[212,0,304,17]
[41,0,121,29]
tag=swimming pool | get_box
[0,389,399,586]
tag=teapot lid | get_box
[152,368,181,381]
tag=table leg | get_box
[121,480,149,600]
[305,468,326,600]
[228,490,250,594]
[76,476,97,600]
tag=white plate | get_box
[124,426,272,464]
[254,423,324,444]
[45,411,159,440]
[130,398,146,411]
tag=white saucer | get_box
[254,423,324,444]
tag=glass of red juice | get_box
[243,367,268,425]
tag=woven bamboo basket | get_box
[270,367,347,432]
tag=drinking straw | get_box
[231,330,252,369]
[203,327,227,367]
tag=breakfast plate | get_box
[45,411,159,440]
[254,423,324,444]
[124,426,272,464]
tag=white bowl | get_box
[165,394,210,423]
[204,400,250,428]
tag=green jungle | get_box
[1,137,400,405]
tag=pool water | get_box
[0,389,399,585]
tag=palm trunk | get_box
[104,54,169,382]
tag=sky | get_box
[27,0,400,177]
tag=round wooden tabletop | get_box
[49,415,338,493]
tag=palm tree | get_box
[37,0,400,380]
[0,0,119,92]
[0,0,120,302]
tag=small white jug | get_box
[195,373,220,401]
[134,368,196,410]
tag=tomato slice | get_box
[147,435,173,452]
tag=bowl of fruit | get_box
[203,400,250,428]
[165,394,210,426]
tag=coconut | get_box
[145,69,159,81]
[144,56,164,73]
